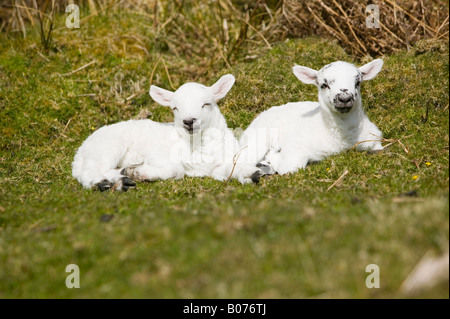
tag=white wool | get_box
[240,59,384,175]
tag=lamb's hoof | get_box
[95,180,114,192]
[251,170,264,184]
[256,161,276,175]
[119,177,136,192]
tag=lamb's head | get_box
[293,59,383,114]
[149,74,235,134]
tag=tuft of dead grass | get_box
[271,0,449,57]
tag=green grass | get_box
[0,11,448,298]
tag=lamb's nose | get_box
[338,94,352,103]
[183,118,196,126]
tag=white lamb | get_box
[239,59,384,175]
[72,74,262,191]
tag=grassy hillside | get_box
[0,10,448,298]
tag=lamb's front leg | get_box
[210,163,263,184]
[264,147,309,175]
[356,119,384,152]
[94,169,136,192]
[121,163,185,182]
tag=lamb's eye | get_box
[173,107,178,111]
[321,83,329,90]
[202,103,211,108]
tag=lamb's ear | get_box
[149,85,174,107]
[210,74,235,101]
[293,65,319,85]
[359,59,383,81]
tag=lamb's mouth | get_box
[334,102,354,113]
[184,126,195,134]
[335,106,352,113]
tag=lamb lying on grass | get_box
[240,59,384,175]
[72,74,262,191]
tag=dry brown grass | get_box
[271,0,449,57]
[1,0,448,58]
